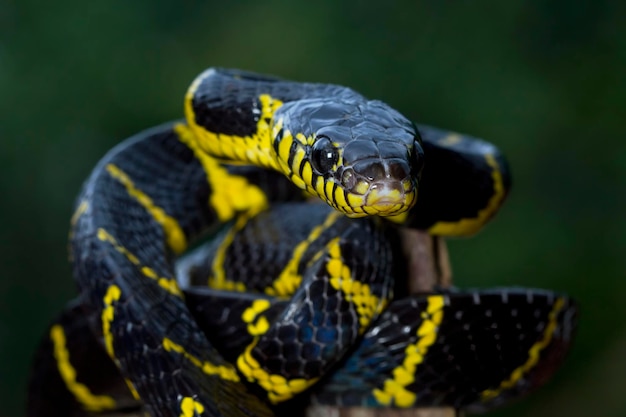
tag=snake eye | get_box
[311,136,339,175]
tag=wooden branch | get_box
[401,229,452,292]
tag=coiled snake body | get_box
[27,68,577,417]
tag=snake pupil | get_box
[311,136,339,175]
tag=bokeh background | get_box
[1,1,625,416]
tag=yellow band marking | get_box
[208,213,250,292]
[438,133,462,146]
[481,297,566,401]
[124,378,140,401]
[50,324,117,411]
[332,184,348,209]
[301,160,314,187]
[314,177,326,204]
[324,181,335,209]
[290,173,306,189]
[179,397,205,417]
[372,295,445,407]
[174,123,269,223]
[237,340,318,403]
[101,284,122,358]
[346,193,366,213]
[266,210,343,297]
[70,200,89,226]
[68,200,89,261]
[242,299,272,336]
[276,128,292,168]
[326,237,386,330]
[386,211,409,224]
[162,337,240,382]
[289,147,307,184]
[428,153,505,236]
[97,228,181,297]
[185,72,283,170]
[273,121,295,176]
[105,163,187,254]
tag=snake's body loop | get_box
[25,68,577,417]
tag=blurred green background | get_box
[1,0,625,416]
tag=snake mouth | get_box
[364,181,414,215]
[337,178,416,217]
[335,152,418,217]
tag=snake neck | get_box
[183,67,423,218]
[185,84,284,170]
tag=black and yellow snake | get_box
[26,68,577,417]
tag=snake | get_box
[26,68,578,417]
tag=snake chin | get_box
[366,177,417,212]
[336,182,416,218]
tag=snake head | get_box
[272,98,423,218]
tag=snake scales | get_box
[26,68,577,417]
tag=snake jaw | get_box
[333,176,417,218]
[365,182,407,211]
